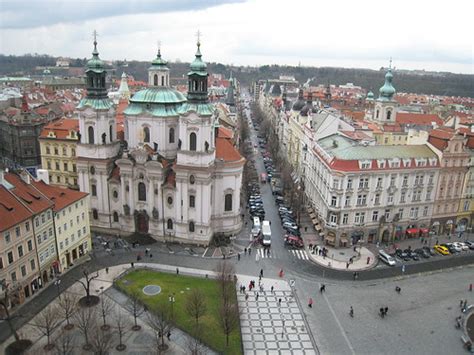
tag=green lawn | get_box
[115,269,242,354]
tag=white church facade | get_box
[76,38,244,245]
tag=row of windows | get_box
[46,160,77,172]
[4,259,36,282]
[142,127,175,144]
[331,206,430,225]
[45,145,76,156]
[3,211,53,242]
[87,126,114,145]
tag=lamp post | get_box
[54,279,61,300]
[168,293,175,320]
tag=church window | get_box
[62,146,67,155]
[167,219,173,230]
[190,132,197,151]
[161,76,164,86]
[88,126,94,144]
[154,74,158,86]
[90,166,95,175]
[46,145,50,154]
[92,209,98,220]
[189,221,195,232]
[167,196,173,205]
[189,175,195,184]
[109,125,113,142]
[376,110,379,119]
[189,195,195,208]
[169,128,175,143]
[113,190,118,199]
[91,184,97,196]
[143,127,150,143]
[387,110,392,120]
[138,182,146,201]
[113,212,119,222]
[225,193,233,212]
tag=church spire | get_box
[187,32,209,103]
[85,30,107,99]
[378,59,396,101]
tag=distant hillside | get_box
[1,54,473,98]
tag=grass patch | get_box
[115,269,242,354]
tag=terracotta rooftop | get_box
[429,127,455,140]
[215,137,243,162]
[218,126,234,140]
[30,179,88,212]
[40,118,79,140]
[4,173,53,214]
[397,113,443,126]
[0,185,33,232]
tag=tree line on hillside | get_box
[1,54,472,98]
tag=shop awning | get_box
[309,212,317,219]
[325,234,335,242]
[406,228,420,235]
[315,224,322,232]
[312,218,319,225]
[308,207,314,214]
[340,236,349,243]
[420,228,429,234]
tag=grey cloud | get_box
[0,0,246,29]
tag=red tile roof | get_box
[216,137,243,162]
[397,113,443,126]
[40,118,79,140]
[218,126,233,140]
[4,173,53,214]
[429,127,455,140]
[30,179,88,212]
[0,185,33,232]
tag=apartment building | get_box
[306,134,439,247]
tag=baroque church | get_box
[76,37,244,245]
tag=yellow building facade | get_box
[39,118,79,189]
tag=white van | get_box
[378,250,396,266]
[252,217,261,237]
[262,220,271,246]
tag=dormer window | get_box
[377,160,385,169]
[360,161,371,169]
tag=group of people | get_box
[379,307,389,318]
[307,244,329,258]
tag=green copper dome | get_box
[150,49,169,69]
[378,69,396,100]
[86,40,105,73]
[367,91,374,99]
[188,42,208,76]
[130,87,186,104]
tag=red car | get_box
[284,235,304,248]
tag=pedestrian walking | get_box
[349,306,354,317]
[249,248,252,255]
[244,247,247,255]
[245,293,249,301]
[367,256,370,265]
[346,262,349,269]
[463,299,468,311]
[278,298,282,306]
[460,299,464,308]
[384,306,388,316]
[167,331,171,340]
[271,285,274,293]
[131,262,134,268]
[470,283,473,292]
[308,297,313,308]
[105,267,109,274]
[380,307,385,318]
[176,267,179,275]
[256,292,259,301]
[238,253,241,261]
[320,284,326,293]
[260,269,264,278]
[353,272,356,280]
[279,269,284,278]
[150,253,152,258]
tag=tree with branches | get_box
[185,288,207,338]
[75,268,100,307]
[98,294,114,331]
[30,305,61,351]
[57,292,77,330]
[53,330,74,355]
[125,290,145,331]
[89,322,114,355]
[74,305,96,350]
[0,283,21,342]
[218,300,240,347]
[114,310,131,351]
[146,306,173,351]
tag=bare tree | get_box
[218,300,240,347]
[185,328,206,355]
[89,323,114,355]
[73,305,96,350]
[54,330,74,355]
[146,306,173,351]
[125,290,145,331]
[30,305,61,351]
[57,292,77,330]
[0,282,22,342]
[75,268,100,307]
[98,294,114,330]
[215,261,236,302]
[185,288,207,330]
[114,310,131,351]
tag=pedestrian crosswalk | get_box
[255,248,309,260]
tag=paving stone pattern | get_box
[238,290,317,354]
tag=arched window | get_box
[109,125,113,142]
[91,184,97,196]
[88,126,94,144]
[225,193,233,211]
[167,219,173,230]
[143,127,150,143]
[113,190,118,199]
[376,110,380,119]
[154,74,158,86]
[138,182,146,201]
[113,212,119,222]
[189,195,195,208]
[387,110,392,120]
[189,221,195,232]
[92,209,98,220]
[190,132,197,151]
[161,76,164,86]
[169,127,175,143]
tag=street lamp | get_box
[168,293,175,320]
[54,279,61,300]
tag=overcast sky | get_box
[1,0,473,74]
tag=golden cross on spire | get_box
[196,30,202,45]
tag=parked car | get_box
[283,221,298,230]
[408,251,420,261]
[443,243,461,253]
[414,248,430,258]
[422,246,436,256]
[464,241,474,250]
[284,226,301,237]
[453,242,469,251]
[395,249,410,261]
[434,244,450,255]
[284,235,304,248]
